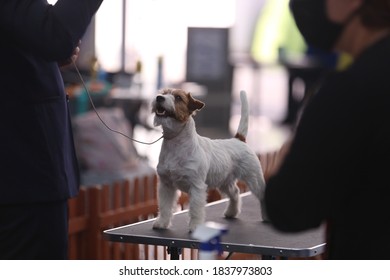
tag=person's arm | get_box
[259,138,292,183]
[58,40,80,67]
[264,76,360,232]
[0,0,103,61]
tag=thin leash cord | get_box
[72,60,164,145]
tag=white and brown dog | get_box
[151,88,267,232]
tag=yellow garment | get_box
[251,0,306,64]
[336,53,354,71]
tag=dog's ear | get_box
[187,93,205,113]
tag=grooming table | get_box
[104,192,326,259]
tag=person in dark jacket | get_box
[264,0,390,259]
[0,0,104,259]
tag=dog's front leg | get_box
[188,183,208,232]
[153,183,179,229]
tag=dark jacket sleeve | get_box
[0,0,103,61]
[264,73,365,232]
[0,0,104,204]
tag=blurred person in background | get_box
[0,0,105,259]
[264,0,390,259]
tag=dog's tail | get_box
[234,90,249,142]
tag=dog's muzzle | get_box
[156,95,165,103]
[154,95,171,117]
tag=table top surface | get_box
[104,192,326,258]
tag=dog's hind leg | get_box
[244,174,269,222]
[153,184,179,229]
[220,182,241,218]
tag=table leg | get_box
[167,247,181,260]
[262,255,276,260]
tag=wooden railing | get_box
[68,173,156,259]
[67,172,251,260]
[68,173,204,259]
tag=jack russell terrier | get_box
[151,88,267,232]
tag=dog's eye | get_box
[175,95,183,102]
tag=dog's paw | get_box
[189,220,202,233]
[224,204,240,219]
[188,224,198,233]
[260,204,270,222]
[152,218,170,229]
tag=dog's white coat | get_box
[152,89,267,232]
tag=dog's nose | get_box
[156,95,165,103]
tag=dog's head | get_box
[152,88,205,126]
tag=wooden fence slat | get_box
[101,184,112,259]
[68,173,202,260]
[86,187,101,259]
[134,177,140,205]
[112,181,123,259]
[68,188,88,259]
[68,216,88,234]
[124,180,131,207]
[100,203,158,226]
[143,176,149,202]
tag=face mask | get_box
[290,0,344,51]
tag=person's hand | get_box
[58,40,81,67]
[259,138,292,182]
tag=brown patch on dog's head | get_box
[187,92,205,114]
[155,88,205,123]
